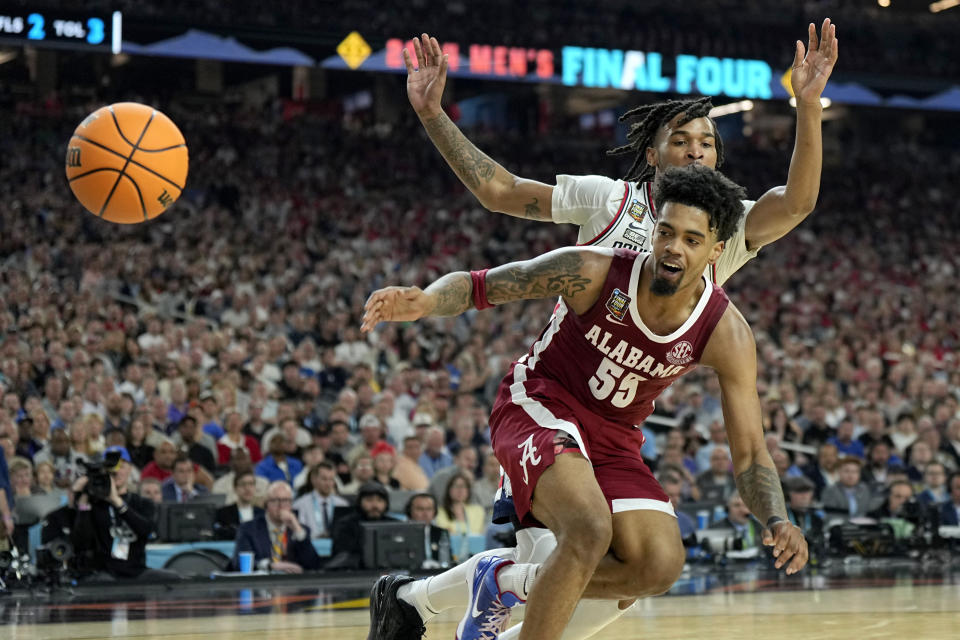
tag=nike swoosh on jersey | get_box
[605,313,628,326]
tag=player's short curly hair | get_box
[653,165,745,243]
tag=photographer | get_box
[41,451,177,582]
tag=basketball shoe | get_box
[367,574,425,640]
[455,555,525,640]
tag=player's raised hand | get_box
[762,520,809,575]
[791,18,838,106]
[361,286,434,333]
[404,33,448,119]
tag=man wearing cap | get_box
[41,449,172,582]
[784,476,824,537]
[328,482,399,569]
[104,445,140,496]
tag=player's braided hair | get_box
[653,165,745,243]
[607,97,724,183]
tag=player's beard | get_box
[650,275,679,296]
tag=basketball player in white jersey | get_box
[364,165,807,640]
[367,21,837,640]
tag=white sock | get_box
[499,598,630,640]
[398,548,514,622]
[493,563,539,602]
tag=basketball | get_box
[65,102,189,224]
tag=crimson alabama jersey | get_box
[493,248,729,450]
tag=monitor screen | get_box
[159,502,217,542]
[360,521,429,570]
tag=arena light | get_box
[878,0,891,7]
[789,96,831,108]
[930,0,959,12]
[709,100,754,117]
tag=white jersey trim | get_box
[627,254,713,344]
[611,498,677,517]
[510,358,591,462]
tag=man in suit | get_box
[161,454,210,503]
[214,471,264,540]
[232,480,320,573]
[292,461,349,539]
[940,471,960,526]
[821,457,875,517]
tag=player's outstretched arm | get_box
[745,18,838,250]
[405,33,554,221]
[360,247,612,333]
[702,305,808,575]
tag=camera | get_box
[80,450,122,502]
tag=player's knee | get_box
[557,513,612,566]
[618,537,685,597]
[640,540,685,596]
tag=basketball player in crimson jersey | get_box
[363,166,807,640]
[365,21,837,640]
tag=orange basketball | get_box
[65,102,189,224]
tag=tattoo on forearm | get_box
[426,272,473,317]
[422,114,496,190]
[735,463,788,524]
[486,251,591,303]
[523,197,540,219]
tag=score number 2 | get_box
[27,13,44,39]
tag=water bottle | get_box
[438,533,452,568]
[713,504,727,524]
[696,510,710,530]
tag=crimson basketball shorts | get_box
[490,382,673,528]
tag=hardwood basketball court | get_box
[4,566,958,640]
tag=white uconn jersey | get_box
[492,174,761,524]
[552,174,759,285]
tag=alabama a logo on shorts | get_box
[666,340,694,365]
[605,288,631,321]
[517,434,542,485]
[627,200,647,223]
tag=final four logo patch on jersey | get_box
[605,288,631,321]
[628,200,648,223]
[666,340,694,366]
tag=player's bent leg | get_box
[581,509,685,601]
[518,452,613,640]
[503,528,630,640]
[393,548,516,625]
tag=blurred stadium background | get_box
[0,1,958,638]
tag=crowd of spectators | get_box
[0,82,957,576]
